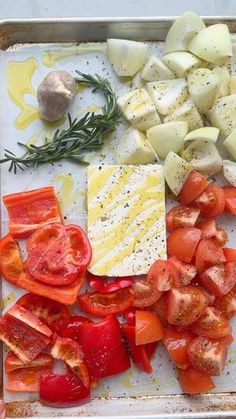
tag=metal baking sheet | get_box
[1,17,236,418]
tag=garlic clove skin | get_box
[37,71,76,121]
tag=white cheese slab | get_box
[87,164,166,276]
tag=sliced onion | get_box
[107,39,148,77]
[184,127,219,143]
[182,139,222,176]
[223,160,236,187]
[164,151,192,195]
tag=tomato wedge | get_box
[188,336,228,376]
[195,238,226,274]
[51,336,90,388]
[178,171,209,205]
[166,205,200,232]
[147,260,179,291]
[122,324,152,374]
[135,310,164,345]
[0,234,23,285]
[195,183,225,218]
[223,247,236,263]
[26,223,91,286]
[215,290,236,319]
[16,270,84,305]
[200,263,236,296]
[132,275,162,307]
[223,187,236,214]
[167,286,209,326]
[167,227,201,263]
[7,304,52,338]
[3,186,62,239]
[16,293,70,331]
[197,219,228,246]
[168,257,197,286]
[78,316,130,379]
[0,314,50,363]
[163,327,196,369]
[78,287,133,317]
[40,373,91,408]
[178,367,215,394]
[191,307,232,339]
[150,294,169,326]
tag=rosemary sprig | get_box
[0,71,123,173]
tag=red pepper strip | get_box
[40,373,91,408]
[7,304,52,338]
[16,270,84,305]
[145,342,158,359]
[57,316,92,341]
[5,352,53,373]
[122,325,153,374]
[78,316,130,379]
[3,186,62,239]
[78,287,133,317]
[0,234,23,285]
[0,314,50,363]
[123,308,136,326]
[87,272,133,293]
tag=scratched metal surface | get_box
[0,17,236,418]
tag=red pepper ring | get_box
[26,223,92,286]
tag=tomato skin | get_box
[191,307,232,339]
[149,294,169,326]
[195,183,225,218]
[57,316,92,341]
[0,314,50,363]
[147,260,179,291]
[200,263,236,297]
[223,248,236,263]
[27,223,91,286]
[135,310,164,345]
[178,367,215,394]
[40,373,91,408]
[0,234,23,285]
[78,287,133,317]
[195,238,226,274]
[16,270,84,305]
[223,187,236,214]
[197,220,228,246]
[178,171,209,205]
[168,257,197,286]
[122,325,152,374]
[188,336,228,376]
[167,286,209,326]
[166,205,200,232]
[163,327,196,369]
[3,186,62,239]
[78,316,130,379]
[215,290,236,319]
[132,275,162,307]
[167,227,201,263]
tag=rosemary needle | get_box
[0,71,123,173]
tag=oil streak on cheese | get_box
[87,165,166,276]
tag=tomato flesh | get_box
[168,257,197,286]
[195,183,225,217]
[223,247,236,263]
[149,294,169,326]
[167,227,201,263]
[195,238,226,274]
[178,171,209,205]
[147,260,178,291]
[215,290,236,319]
[0,234,23,285]
[188,336,228,376]
[135,310,164,345]
[132,275,162,307]
[197,219,228,246]
[223,187,236,214]
[191,307,232,339]
[166,205,200,232]
[200,263,236,296]
[163,327,196,369]
[178,367,215,394]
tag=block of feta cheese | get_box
[87,164,166,276]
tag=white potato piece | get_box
[164,98,203,131]
[222,160,236,187]
[182,139,222,176]
[164,151,192,195]
[107,39,148,77]
[162,52,201,77]
[141,55,175,81]
[212,66,230,100]
[223,129,236,161]
[146,79,188,115]
[165,12,206,54]
[146,121,188,159]
[229,76,236,94]
[116,127,157,164]
[184,127,219,143]
[187,68,219,113]
[208,94,236,137]
[117,88,161,131]
[188,24,232,65]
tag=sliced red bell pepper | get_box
[5,352,53,392]
[0,314,50,363]
[57,316,92,341]
[51,336,90,388]
[123,308,136,326]
[40,373,91,408]
[16,270,84,305]
[7,304,52,338]
[78,287,133,317]
[122,325,153,374]
[78,316,130,379]
[87,272,133,293]
[0,233,23,285]
[3,186,62,239]
[26,223,92,286]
